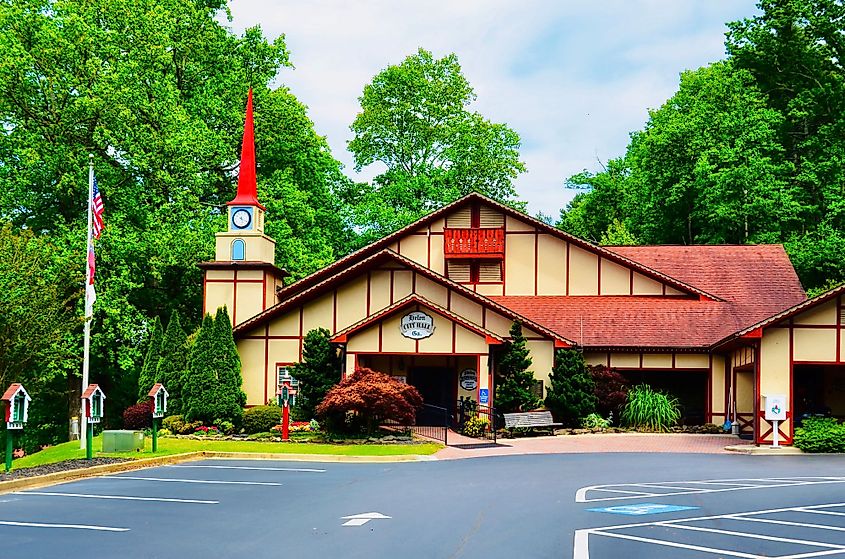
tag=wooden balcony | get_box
[444,228,505,259]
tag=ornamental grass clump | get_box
[621,384,680,432]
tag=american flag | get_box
[91,176,104,239]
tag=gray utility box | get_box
[102,430,144,452]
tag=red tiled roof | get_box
[494,245,807,349]
[81,384,103,399]
[608,245,806,329]
[492,296,733,349]
[1,383,22,401]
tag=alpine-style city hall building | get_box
[201,91,845,446]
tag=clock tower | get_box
[198,89,288,325]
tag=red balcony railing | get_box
[444,228,504,259]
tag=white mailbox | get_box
[764,394,787,421]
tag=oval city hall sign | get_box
[400,311,435,340]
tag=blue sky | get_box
[226,1,760,217]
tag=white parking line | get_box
[168,465,325,473]
[110,476,282,486]
[576,476,845,503]
[0,520,128,532]
[575,502,845,559]
[18,491,218,504]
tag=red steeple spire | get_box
[228,88,265,210]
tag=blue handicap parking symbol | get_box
[587,503,698,516]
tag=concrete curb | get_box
[725,444,804,455]
[0,452,202,495]
[0,451,436,494]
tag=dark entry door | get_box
[409,367,456,409]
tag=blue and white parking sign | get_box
[587,503,698,516]
[479,389,489,404]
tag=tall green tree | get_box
[212,306,246,418]
[291,328,343,420]
[137,316,164,403]
[545,349,597,427]
[155,310,188,414]
[0,0,356,432]
[495,321,539,413]
[348,48,526,240]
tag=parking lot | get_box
[3,453,845,558]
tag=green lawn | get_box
[8,435,442,471]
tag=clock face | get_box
[232,208,252,229]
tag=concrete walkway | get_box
[435,433,748,460]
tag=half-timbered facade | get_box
[200,92,845,445]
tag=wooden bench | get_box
[503,411,562,433]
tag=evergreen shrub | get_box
[794,417,845,453]
[545,349,597,426]
[496,321,540,413]
[242,405,282,434]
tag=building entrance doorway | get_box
[409,367,457,409]
[794,364,845,423]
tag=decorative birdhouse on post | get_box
[81,384,105,460]
[81,384,106,424]
[149,383,168,419]
[2,383,30,430]
[148,383,167,453]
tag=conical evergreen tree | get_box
[155,310,188,414]
[137,316,164,402]
[545,349,597,426]
[183,314,217,423]
[292,327,343,419]
[213,306,246,414]
[495,321,539,413]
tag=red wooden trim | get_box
[837,294,842,363]
[565,242,570,295]
[262,273,268,311]
[724,357,731,425]
[793,360,844,365]
[298,308,303,361]
[476,354,482,403]
[389,270,394,304]
[662,283,666,296]
[783,323,839,329]
[486,335,504,345]
[671,353,676,368]
[332,291,337,333]
[379,323,383,353]
[610,366,710,372]
[366,271,371,315]
[706,353,713,423]
[639,353,644,368]
[533,232,538,296]
[263,323,269,404]
[597,256,602,295]
[452,322,457,353]
[232,269,238,325]
[332,334,347,343]
[754,342,761,444]
[348,351,488,356]
[202,274,207,315]
[789,317,795,443]
[629,269,634,295]
[204,278,263,284]
[554,339,572,349]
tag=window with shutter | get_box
[477,261,503,283]
[447,261,472,283]
[446,207,472,228]
[479,206,504,228]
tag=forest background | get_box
[0,0,841,447]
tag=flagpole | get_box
[81,155,94,450]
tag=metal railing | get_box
[380,403,449,444]
[454,400,499,443]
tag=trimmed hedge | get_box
[794,417,845,453]
[242,405,282,434]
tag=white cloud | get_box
[225,0,758,217]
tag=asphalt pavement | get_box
[3,453,845,558]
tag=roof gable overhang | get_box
[713,282,845,350]
[234,249,575,346]
[272,192,720,306]
[331,294,506,345]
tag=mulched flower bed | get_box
[0,457,130,482]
